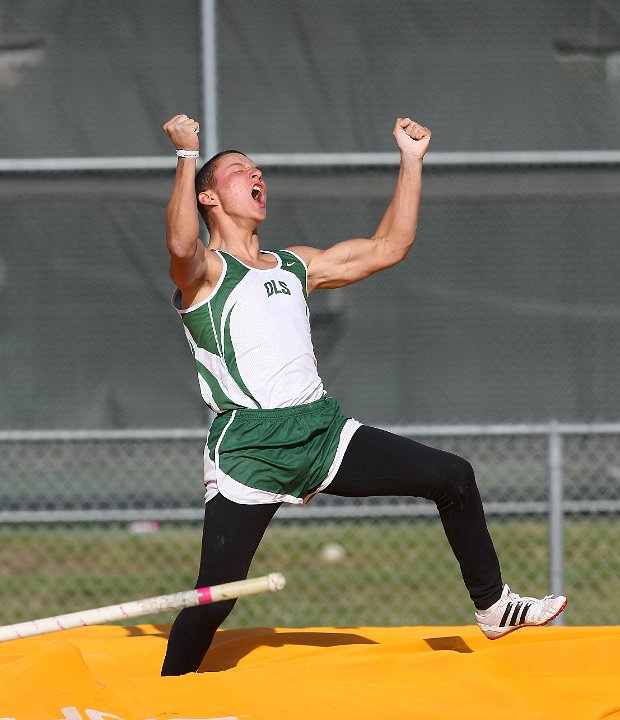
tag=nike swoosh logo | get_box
[285,262,295,267]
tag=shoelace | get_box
[509,593,555,603]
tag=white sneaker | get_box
[475,584,568,640]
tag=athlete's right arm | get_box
[162,114,210,294]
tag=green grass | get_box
[0,518,618,629]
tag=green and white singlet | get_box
[173,249,360,504]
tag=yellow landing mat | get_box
[1,624,619,720]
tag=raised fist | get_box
[162,114,200,151]
[393,117,431,159]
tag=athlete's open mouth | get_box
[251,184,264,203]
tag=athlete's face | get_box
[211,153,267,224]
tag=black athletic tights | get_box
[161,425,503,675]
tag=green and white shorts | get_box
[203,396,361,505]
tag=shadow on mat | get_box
[199,628,378,672]
[121,624,170,639]
[424,636,473,653]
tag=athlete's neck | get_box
[208,227,266,265]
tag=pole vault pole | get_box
[0,573,286,642]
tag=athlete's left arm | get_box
[287,117,431,293]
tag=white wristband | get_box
[176,149,200,158]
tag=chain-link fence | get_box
[1,424,618,629]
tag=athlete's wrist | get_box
[176,149,200,158]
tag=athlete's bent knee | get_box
[436,455,478,511]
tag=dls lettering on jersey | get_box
[264,280,291,297]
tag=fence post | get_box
[201,0,219,160]
[548,421,564,623]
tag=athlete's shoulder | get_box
[282,246,320,266]
[272,248,306,266]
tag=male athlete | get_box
[160,113,567,675]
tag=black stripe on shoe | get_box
[509,602,524,626]
[500,602,513,627]
[518,603,531,625]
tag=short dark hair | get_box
[195,150,247,224]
